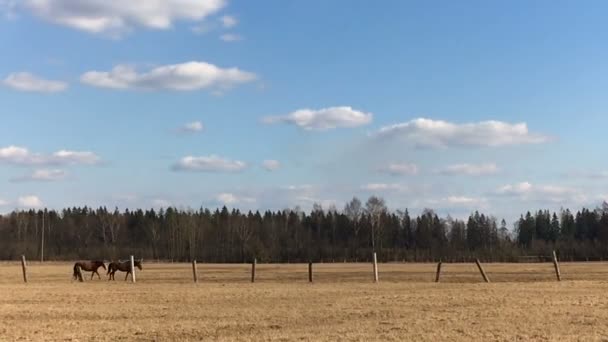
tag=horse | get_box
[107,259,143,281]
[72,260,106,280]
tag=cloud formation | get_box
[11,169,67,182]
[216,192,255,205]
[496,182,585,203]
[22,0,226,36]
[220,33,242,42]
[378,162,418,176]
[172,155,247,172]
[361,183,408,192]
[263,106,373,130]
[262,160,280,171]
[375,118,550,148]
[178,121,204,133]
[437,163,499,176]
[0,146,100,166]
[3,72,67,92]
[220,15,237,28]
[81,61,256,91]
[17,195,43,208]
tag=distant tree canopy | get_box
[1,197,608,262]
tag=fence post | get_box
[308,261,313,283]
[475,259,490,283]
[251,258,256,283]
[21,255,27,283]
[552,250,561,281]
[192,260,198,283]
[372,252,379,283]
[76,265,84,282]
[130,255,136,283]
[435,260,442,283]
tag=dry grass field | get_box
[2,262,608,341]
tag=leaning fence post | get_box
[475,259,490,283]
[552,250,561,281]
[192,260,198,283]
[372,252,379,283]
[435,260,442,283]
[130,255,136,283]
[21,255,28,283]
[308,261,313,283]
[251,258,256,283]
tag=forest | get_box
[1,196,608,262]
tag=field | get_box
[2,262,608,341]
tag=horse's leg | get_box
[125,271,129,281]
[97,270,101,279]
[90,271,94,280]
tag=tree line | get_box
[1,196,608,262]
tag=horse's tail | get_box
[106,263,112,275]
[72,263,78,279]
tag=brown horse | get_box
[73,260,106,280]
[107,259,143,281]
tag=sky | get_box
[1,0,608,224]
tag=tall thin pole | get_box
[21,255,28,283]
[552,250,561,281]
[372,252,379,283]
[40,211,45,263]
[130,255,136,283]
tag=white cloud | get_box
[496,182,585,203]
[3,72,67,92]
[151,199,172,208]
[17,195,43,208]
[220,33,242,42]
[437,163,499,176]
[179,121,204,133]
[0,0,18,19]
[81,61,256,91]
[0,146,100,166]
[172,155,247,172]
[263,106,373,130]
[378,162,418,176]
[216,192,256,205]
[11,169,67,182]
[262,160,280,171]
[220,15,237,28]
[425,196,488,209]
[374,118,551,148]
[361,183,408,192]
[565,171,608,179]
[21,0,226,36]
[0,198,8,206]
[283,185,313,191]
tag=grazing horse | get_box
[107,259,143,281]
[73,260,106,280]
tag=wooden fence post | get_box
[251,258,256,283]
[21,255,27,283]
[552,250,561,281]
[475,259,490,283]
[435,261,442,283]
[308,261,313,283]
[76,265,84,282]
[130,255,136,283]
[192,260,198,283]
[372,252,379,283]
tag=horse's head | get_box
[135,259,143,270]
[99,261,107,270]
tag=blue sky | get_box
[1,0,608,224]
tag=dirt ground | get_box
[1,262,608,341]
